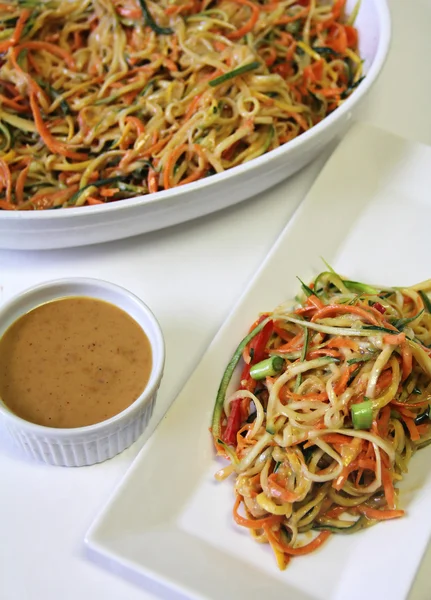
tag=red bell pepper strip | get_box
[252,319,274,363]
[223,400,243,446]
[223,319,274,445]
[373,302,386,315]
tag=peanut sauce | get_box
[0,297,152,428]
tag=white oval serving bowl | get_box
[0,0,391,250]
[0,279,165,467]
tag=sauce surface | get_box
[0,297,152,428]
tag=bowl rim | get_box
[0,277,165,437]
[0,0,392,221]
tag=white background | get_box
[1,1,430,598]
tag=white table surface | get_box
[0,1,430,598]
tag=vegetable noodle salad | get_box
[211,268,431,570]
[0,0,362,210]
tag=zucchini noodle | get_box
[0,0,362,210]
[211,267,431,569]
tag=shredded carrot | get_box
[0,200,16,210]
[294,305,316,317]
[417,423,431,436]
[72,29,83,50]
[333,464,355,491]
[324,22,348,54]
[165,2,195,15]
[275,331,304,353]
[233,495,283,529]
[125,116,146,136]
[0,158,12,204]
[265,526,330,555]
[17,41,76,71]
[344,25,358,48]
[0,9,31,53]
[273,323,293,342]
[375,368,394,395]
[222,140,242,162]
[213,40,227,53]
[290,111,309,131]
[0,94,27,112]
[29,92,86,161]
[331,0,346,19]
[326,337,359,351]
[275,7,308,25]
[390,398,429,408]
[227,0,260,40]
[262,45,277,67]
[320,433,351,445]
[163,56,178,72]
[99,187,119,197]
[308,348,342,360]
[303,59,324,84]
[142,135,172,158]
[28,185,79,207]
[382,332,406,345]
[402,416,420,442]
[356,457,376,472]
[259,2,282,12]
[306,294,325,310]
[15,158,32,205]
[377,405,391,438]
[356,506,404,520]
[163,144,207,189]
[401,341,413,381]
[314,87,345,98]
[323,505,347,518]
[333,364,357,395]
[184,94,203,122]
[267,473,299,503]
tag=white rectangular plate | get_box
[86,122,431,600]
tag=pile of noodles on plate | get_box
[211,268,431,569]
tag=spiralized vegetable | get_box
[211,268,431,570]
[0,0,362,210]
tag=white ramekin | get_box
[0,278,165,467]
